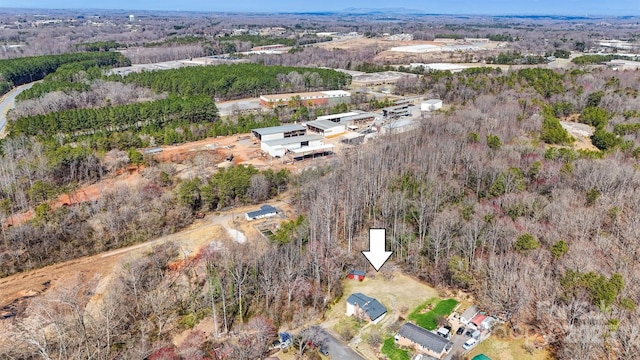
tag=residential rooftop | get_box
[397,322,452,354]
[347,293,387,321]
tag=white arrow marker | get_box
[362,228,392,272]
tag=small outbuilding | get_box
[347,269,366,281]
[472,354,491,360]
[460,305,479,325]
[245,205,278,221]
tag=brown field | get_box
[314,37,506,65]
[469,336,552,360]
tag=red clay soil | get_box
[4,169,143,228]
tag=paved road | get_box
[321,329,365,360]
[0,82,36,134]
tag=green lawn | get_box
[408,298,459,330]
[381,337,409,360]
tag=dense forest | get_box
[4,64,640,358]
[110,63,352,99]
[0,52,129,95]
[9,95,219,138]
[3,10,640,360]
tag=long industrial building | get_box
[251,124,306,141]
[261,134,333,158]
[259,90,351,108]
[305,119,346,137]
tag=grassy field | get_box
[381,337,410,360]
[468,336,552,360]
[408,298,459,330]
[326,271,439,322]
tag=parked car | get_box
[464,330,473,337]
[463,338,477,350]
[320,346,329,356]
[456,326,465,335]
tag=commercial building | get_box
[421,99,443,112]
[315,111,377,127]
[341,113,377,127]
[351,71,420,87]
[316,111,361,122]
[382,103,410,118]
[410,62,470,73]
[305,119,346,137]
[251,124,306,141]
[259,90,351,108]
[380,119,417,135]
[261,134,331,158]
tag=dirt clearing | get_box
[0,218,227,317]
[560,120,599,151]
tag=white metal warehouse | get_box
[261,134,330,157]
[305,119,346,137]
[251,124,306,141]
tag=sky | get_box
[4,0,640,16]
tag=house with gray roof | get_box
[245,205,278,221]
[346,293,387,324]
[395,323,453,359]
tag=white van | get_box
[463,338,477,350]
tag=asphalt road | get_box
[321,330,365,360]
[0,82,36,134]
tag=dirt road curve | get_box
[0,217,223,310]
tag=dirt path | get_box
[0,197,292,319]
[0,217,224,313]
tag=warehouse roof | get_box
[252,124,306,136]
[306,119,344,131]
[382,119,414,130]
[316,111,360,121]
[262,134,323,147]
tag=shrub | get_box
[514,233,540,252]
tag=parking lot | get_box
[444,313,479,359]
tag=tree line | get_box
[109,63,351,99]
[9,95,219,139]
[0,52,129,95]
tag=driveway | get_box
[0,82,36,135]
[321,329,365,360]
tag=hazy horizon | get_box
[2,0,639,16]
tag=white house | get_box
[421,99,443,112]
[245,205,278,221]
[346,293,387,324]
